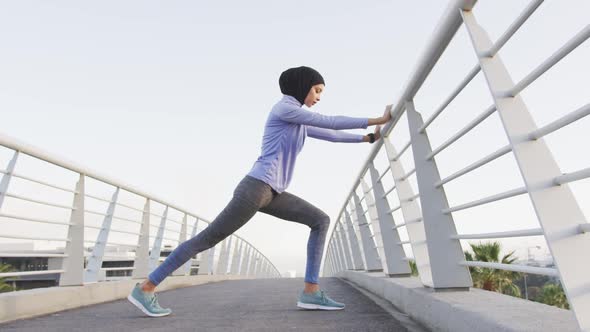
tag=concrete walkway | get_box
[0,277,426,331]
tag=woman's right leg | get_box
[145,176,275,288]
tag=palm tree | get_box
[0,263,16,293]
[537,283,569,309]
[464,241,521,297]
[409,260,419,276]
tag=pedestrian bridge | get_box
[1,0,589,331]
[1,277,428,331]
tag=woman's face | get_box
[303,83,324,107]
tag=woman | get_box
[128,66,392,317]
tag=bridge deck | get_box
[0,277,426,331]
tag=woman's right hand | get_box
[368,104,393,126]
[381,104,393,124]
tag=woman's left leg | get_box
[259,192,330,284]
[258,191,330,287]
[259,191,345,310]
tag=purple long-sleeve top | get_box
[247,95,369,193]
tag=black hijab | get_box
[279,66,325,105]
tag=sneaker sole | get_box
[127,295,171,317]
[296,301,345,310]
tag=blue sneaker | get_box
[297,290,345,310]
[127,283,172,317]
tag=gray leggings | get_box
[148,175,331,285]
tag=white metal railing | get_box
[322,0,589,330]
[0,134,280,286]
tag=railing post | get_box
[84,187,120,283]
[334,243,344,273]
[336,222,353,270]
[241,246,251,276]
[216,236,232,275]
[230,238,242,275]
[333,235,345,272]
[255,253,262,277]
[148,206,168,272]
[172,213,189,276]
[254,252,261,277]
[209,245,217,275]
[331,245,339,275]
[330,245,339,273]
[351,192,382,272]
[255,253,261,277]
[224,236,233,274]
[325,244,334,274]
[59,174,85,286]
[406,100,472,289]
[239,246,248,276]
[259,259,266,278]
[323,250,330,276]
[347,203,366,267]
[384,137,434,286]
[462,10,590,329]
[214,238,226,275]
[248,251,257,277]
[322,253,327,276]
[197,247,212,275]
[132,199,151,279]
[329,246,337,275]
[343,210,364,270]
[244,249,251,276]
[182,218,199,275]
[265,261,270,278]
[258,257,264,277]
[257,259,263,278]
[0,151,19,212]
[363,173,411,276]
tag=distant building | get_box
[0,243,199,291]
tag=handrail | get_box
[323,0,589,329]
[334,0,478,227]
[0,132,281,281]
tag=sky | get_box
[0,0,588,278]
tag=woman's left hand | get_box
[374,125,382,141]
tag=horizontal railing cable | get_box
[376,165,392,183]
[419,64,481,133]
[387,204,402,215]
[0,270,66,278]
[8,172,77,194]
[0,234,69,242]
[396,168,416,182]
[382,185,397,198]
[2,192,75,210]
[501,24,590,97]
[0,253,67,258]
[443,187,527,214]
[0,212,72,226]
[554,168,590,185]
[451,228,543,239]
[459,261,558,277]
[529,103,590,140]
[427,104,496,160]
[480,0,545,57]
[435,145,512,187]
[390,141,411,161]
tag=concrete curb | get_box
[0,274,252,324]
[337,270,579,332]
